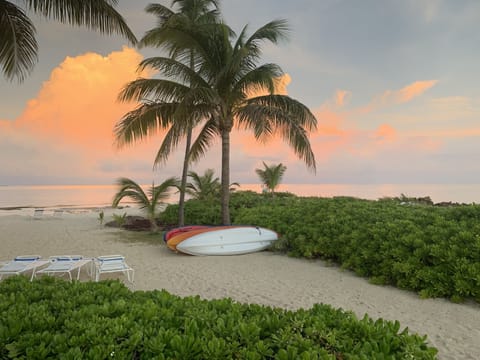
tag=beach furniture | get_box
[94,255,134,283]
[35,255,93,281]
[0,255,49,281]
[53,209,64,217]
[33,208,44,218]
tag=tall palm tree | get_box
[255,162,287,194]
[186,19,317,224]
[116,18,317,225]
[0,0,137,82]
[115,0,223,227]
[112,177,178,231]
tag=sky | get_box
[1,0,480,186]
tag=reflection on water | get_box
[1,183,480,209]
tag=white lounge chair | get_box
[0,255,49,281]
[94,255,134,283]
[53,209,64,217]
[33,208,44,219]
[35,255,93,281]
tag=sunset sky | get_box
[1,0,479,186]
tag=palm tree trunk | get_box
[221,129,231,225]
[178,127,192,226]
[178,51,196,227]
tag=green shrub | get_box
[233,196,480,302]
[161,190,297,225]
[160,193,480,302]
[0,277,437,359]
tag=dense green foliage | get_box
[163,192,480,302]
[0,277,437,359]
[161,191,296,225]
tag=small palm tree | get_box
[186,169,239,200]
[255,162,287,194]
[112,177,178,231]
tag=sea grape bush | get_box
[161,191,296,225]
[231,195,480,303]
[161,192,480,302]
[0,277,437,359]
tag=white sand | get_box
[0,208,479,360]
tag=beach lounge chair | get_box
[35,255,93,281]
[53,209,64,217]
[33,208,44,219]
[94,255,134,283]
[0,255,49,281]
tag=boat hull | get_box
[175,226,278,256]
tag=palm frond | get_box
[112,177,149,208]
[238,95,317,131]
[24,0,137,44]
[138,56,209,88]
[235,63,284,97]
[144,3,174,21]
[188,116,220,163]
[0,1,38,82]
[236,95,317,170]
[152,120,190,166]
[232,20,290,76]
[245,19,290,48]
[117,78,190,103]
[151,177,179,204]
[114,102,179,147]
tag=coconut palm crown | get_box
[0,0,137,82]
[116,17,317,225]
[112,177,178,231]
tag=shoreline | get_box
[0,211,479,359]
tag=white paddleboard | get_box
[175,226,278,256]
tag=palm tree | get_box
[112,177,178,231]
[185,19,317,224]
[186,168,220,200]
[116,17,317,225]
[255,162,287,194]
[115,0,223,227]
[186,168,239,200]
[0,0,137,82]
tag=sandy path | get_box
[0,210,478,359]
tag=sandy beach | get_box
[0,207,479,359]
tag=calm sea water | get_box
[1,183,480,209]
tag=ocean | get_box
[1,183,480,210]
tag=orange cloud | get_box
[0,47,174,183]
[394,80,438,103]
[373,124,397,143]
[15,47,154,150]
[334,90,351,107]
[359,80,438,114]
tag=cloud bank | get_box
[1,48,478,186]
